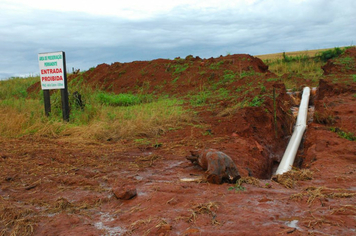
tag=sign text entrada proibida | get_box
[38,52,65,90]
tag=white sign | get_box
[38,51,65,90]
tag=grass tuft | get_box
[272,169,313,188]
[290,186,355,205]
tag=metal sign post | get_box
[38,51,70,121]
[60,52,69,121]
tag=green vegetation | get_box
[190,90,211,106]
[0,76,39,99]
[262,47,350,87]
[282,52,310,63]
[172,63,189,75]
[336,56,355,70]
[213,70,237,87]
[316,47,345,62]
[248,95,264,107]
[209,61,224,70]
[314,111,335,125]
[0,77,193,140]
[265,54,323,85]
[96,92,142,106]
[228,182,246,192]
[240,70,257,79]
[330,127,356,141]
[222,70,237,82]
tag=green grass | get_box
[316,47,345,62]
[209,61,224,70]
[221,70,237,84]
[282,52,310,63]
[330,127,356,141]
[172,63,189,75]
[248,95,264,107]
[240,70,257,79]
[228,181,246,192]
[96,92,142,106]
[189,90,211,106]
[336,56,355,70]
[0,76,194,140]
[352,75,356,82]
[0,76,39,99]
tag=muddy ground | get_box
[1,49,356,235]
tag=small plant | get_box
[330,127,356,141]
[209,61,224,70]
[171,77,179,84]
[314,111,335,125]
[228,182,246,192]
[217,88,229,98]
[219,70,237,85]
[190,90,211,106]
[140,69,148,76]
[352,74,356,82]
[203,129,213,136]
[172,63,189,75]
[248,95,264,107]
[228,177,261,192]
[239,70,256,79]
[259,82,266,93]
[266,77,280,82]
[134,138,151,146]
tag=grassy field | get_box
[256,47,349,86]
[254,47,345,60]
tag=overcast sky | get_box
[0,0,355,79]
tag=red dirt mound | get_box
[79,54,272,95]
[27,54,274,96]
[322,47,356,75]
[314,78,356,132]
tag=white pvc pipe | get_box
[275,87,310,175]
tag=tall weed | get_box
[0,76,39,99]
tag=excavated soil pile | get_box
[77,54,270,95]
[322,47,356,75]
[28,54,272,96]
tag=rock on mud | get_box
[186,149,241,184]
[113,185,137,200]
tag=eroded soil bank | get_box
[2,51,356,235]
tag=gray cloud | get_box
[1,0,355,79]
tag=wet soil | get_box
[2,49,356,235]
